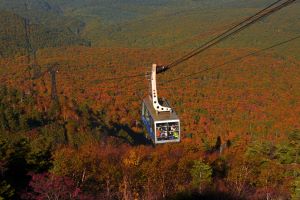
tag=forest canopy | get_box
[0,0,299,199]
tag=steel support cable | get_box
[90,0,296,87]
[113,35,300,96]
[165,0,284,67]
[168,2,295,69]
[163,21,239,50]
[165,0,296,69]
[161,35,300,85]
[89,0,295,83]
[97,7,299,108]
[165,0,293,69]
[167,0,296,69]
[94,64,151,83]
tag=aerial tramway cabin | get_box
[141,64,180,144]
[142,97,180,144]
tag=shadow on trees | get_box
[66,102,152,147]
[111,123,153,146]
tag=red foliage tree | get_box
[22,173,93,200]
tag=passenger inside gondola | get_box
[156,122,179,141]
[170,123,179,139]
[156,127,161,138]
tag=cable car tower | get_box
[142,64,180,144]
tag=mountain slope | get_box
[0,0,90,57]
[81,1,300,59]
[0,11,89,57]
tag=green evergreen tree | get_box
[190,160,212,193]
[26,137,53,172]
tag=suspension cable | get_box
[164,0,296,70]
[162,35,300,84]
[92,0,296,84]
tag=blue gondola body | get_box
[142,115,155,140]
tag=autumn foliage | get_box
[0,46,299,199]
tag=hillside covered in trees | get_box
[0,0,89,57]
[0,0,299,200]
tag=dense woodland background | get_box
[0,0,299,199]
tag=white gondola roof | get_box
[143,96,179,122]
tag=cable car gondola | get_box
[142,64,180,144]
